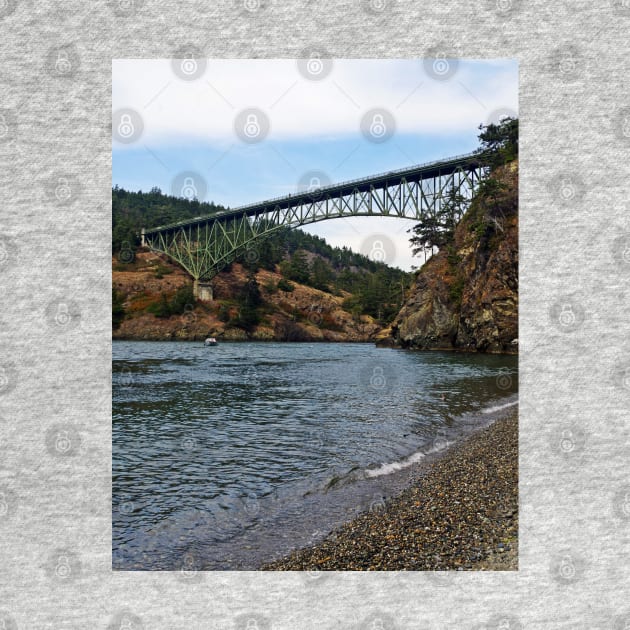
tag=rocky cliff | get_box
[386,160,518,354]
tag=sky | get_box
[112,58,518,271]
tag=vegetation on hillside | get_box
[408,117,518,265]
[112,187,411,332]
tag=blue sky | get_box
[113,59,518,270]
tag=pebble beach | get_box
[263,409,518,571]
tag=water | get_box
[112,341,518,570]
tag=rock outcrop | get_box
[389,160,518,354]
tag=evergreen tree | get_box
[112,288,125,329]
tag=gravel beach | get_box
[263,410,518,571]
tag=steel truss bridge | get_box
[142,151,490,296]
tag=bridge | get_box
[142,151,490,299]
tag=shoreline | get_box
[112,336,518,355]
[262,409,518,571]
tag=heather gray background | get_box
[1,0,629,628]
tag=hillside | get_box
[380,159,518,353]
[112,188,411,342]
[113,251,386,341]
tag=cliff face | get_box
[389,160,518,354]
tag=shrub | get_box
[277,278,294,292]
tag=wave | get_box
[481,399,518,415]
[364,439,451,479]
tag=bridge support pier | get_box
[196,280,214,302]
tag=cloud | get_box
[113,59,518,148]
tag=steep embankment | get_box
[385,160,518,354]
[113,252,381,342]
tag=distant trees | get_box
[279,250,310,284]
[112,185,224,253]
[309,257,333,292]
[148,284,195,318]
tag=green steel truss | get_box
[142,152,489,284]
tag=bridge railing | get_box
[144,150,490,235]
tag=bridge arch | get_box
[142,152,489,296]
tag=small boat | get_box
[204,337,218,346]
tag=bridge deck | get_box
[144,150,489,235]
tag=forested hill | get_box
[112,185,225,251]
[113,186,405,276]
[112,186,412,340]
